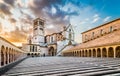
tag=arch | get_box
[77,51,79,57]
[93,49,96,57]
[13,49,15,61]
[102,48,107,57]
[115,46,120,58]
[6,47,8,64]
[89,49,91,57]
[82,50,84,57]
[49,47,55,56]
[35,53,37,56]
[85,50,87,57]
[31,53,34,57]
[73,51,74,56]
[74,51,76,56]
[14,51,16,60]
[72,51,73,56]
[1,46,5,66]
[79,51,81,57]
[27,53,30,56]
[11,49,14,62]
[108,47,114,57]
[9,48,11,63]
[97,48,101,57]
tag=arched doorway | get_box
[82,50,84,57]
[89,50,91,57]
[6,47,8,64]
[102,48,107,57]
[116,46,120,58]
[93,49,96,57]
[75,51,77,56]
[77,51,79,57]
[49,47,55,56]
[27,53,30,56]
[97,48,101,57]
[1,46,5,66]
[9,48,11,63]
[79,51,81,57]
[108,47,114,57]
[85,50,87,57]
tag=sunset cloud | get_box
[0,0,120,46]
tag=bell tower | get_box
[33,18,45,45]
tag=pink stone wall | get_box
[79,29,120,48]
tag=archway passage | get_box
[102,48,107,57]
[82,50,84,57]
[85,50,87,57]
[27,53,30,56]
[1,46,5,66]
[97,48,101,57]
[9,48,11,63]
[79,51,81,57]
[49,47,56,56]
[89,50,91,57]
[108,47,114,57]
[6,48,8,64]
[93,49,96,57]
[116,46,120,58]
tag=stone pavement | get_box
[2,57,120,76]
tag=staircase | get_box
[56,45,67,56]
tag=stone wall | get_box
[82,19,120,43]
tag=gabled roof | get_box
[64,24,74,33]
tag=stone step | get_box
[2,57,120,76]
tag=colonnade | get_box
[63,45,120,58]
[0,45,25,67]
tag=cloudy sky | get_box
[0,0,120,46]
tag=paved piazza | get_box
[3,57,120,76]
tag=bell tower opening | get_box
[33,18,45,45]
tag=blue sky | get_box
[0,0,120,46]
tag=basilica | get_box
[22,18,76,56]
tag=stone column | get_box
[87,50,89,57]
[106,47,108,58]
[0,47,1,67]
[91,49,93,57]
[113,47,116,58]
[101,48,103,58]
[96,49,97,57]
[4,50,6,65]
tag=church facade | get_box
[22,18,75,56]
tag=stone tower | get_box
[33,18,45,45]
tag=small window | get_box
[85,35,87,40]
[110,26,113,32]
[69,29,71,32]
[100,29,103,35]
[34,28,37,30]
[39,28,43,30]
[92,32,94,38]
